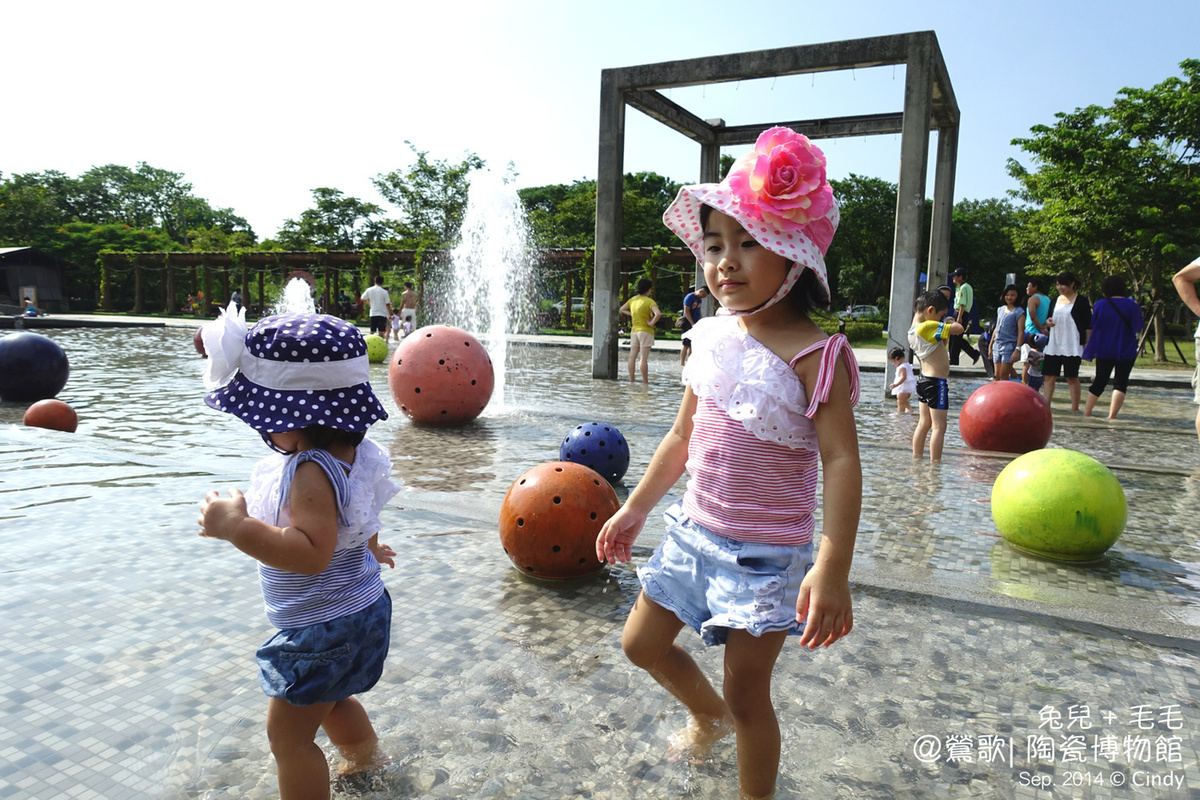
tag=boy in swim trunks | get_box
[909,289,964,461]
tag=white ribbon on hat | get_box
[200,301,248,391]
[240,353,370,391]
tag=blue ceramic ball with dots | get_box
[559,422,630,484]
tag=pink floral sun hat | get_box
[663,126,840,316]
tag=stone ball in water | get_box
[387,325,494,426]
[959,381,1052,454]
[364,334,388,363]
[559,422,630,484]
[499,461,618,580]
[23,398,78,433]
[991,448,1126,561]
[0,332,70,402]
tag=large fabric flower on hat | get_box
[726,127,836,254]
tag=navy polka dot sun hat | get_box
[202,312,387,433]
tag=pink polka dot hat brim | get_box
[663,183,837,297]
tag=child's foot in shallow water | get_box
[666,713,734,764]
[332,748,392,795]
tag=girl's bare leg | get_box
[1084,390,1100,417]
[627,342,639,382]
[622,592,732,758]
[1067,378,1082,412]
[266,698,336,800]
[724,629,788,800]
[1108,389,1126,419]
[1042,376,1057,406]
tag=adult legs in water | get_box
[622,593,732,757]
[266,696,382,800]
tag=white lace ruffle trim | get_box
[682,317,817,451]
[245,437,400,551]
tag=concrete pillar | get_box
[927,124,958,292]
[884,36,933,394]
[592,70,625,379]
[695,140,722,309]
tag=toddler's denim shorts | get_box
[638,501,813,646]
[256,589,391,706]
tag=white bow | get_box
[200,301,249,391]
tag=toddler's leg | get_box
[622,592,731,758]
[723,629,789,799]
[322,696,383,773]
[928,407,949,460]
[266,698,336,800]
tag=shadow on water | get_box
[2,327,1200,798]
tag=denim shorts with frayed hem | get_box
[637,501,813,647]
[256,589,391,706]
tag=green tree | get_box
[275,188,385,250]
[825,174,898,306]
[949,198,1028,317]
[1007,59,1200,358]
[373,143,486,249]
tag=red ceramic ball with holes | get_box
[499,461,619,580]
[387,325,494,426]
[23,399,78,432]
[959,380,1053,454]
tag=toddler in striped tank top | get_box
[196,310,398,799]
[597,127,863,800]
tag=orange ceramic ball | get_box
[499,461,619,580]
[387,325,494,426]
[23,399,78,432]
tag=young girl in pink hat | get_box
[596,127,862,798]
[196,310,398,800]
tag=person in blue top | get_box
[1082,276,1143,419]
[1025,278,1051,348]
[196,308,398,799]
[679,284,709,365]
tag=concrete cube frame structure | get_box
[592,31,960,384]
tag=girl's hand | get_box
[369,538,396,568]
[596,507,648,565]
[795,565,854,650]
[199,488,248,542]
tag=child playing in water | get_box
[909,289,964,461]
[888,347,916,413]
[597,127,862,800]
[196,309,398,800]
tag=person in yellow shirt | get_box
[620,278,662,383]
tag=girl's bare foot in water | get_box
[666,714,734,763]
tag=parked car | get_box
[551,297,588,314]
[837,304,881,320]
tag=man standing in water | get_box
[362,276,392,335]
[399,282,418,337]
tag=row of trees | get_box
[3,61,1196,351]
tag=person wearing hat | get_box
[597,125,861,800]
[949,268,981,365]
[679,284,710,365]
[197,308,398,799]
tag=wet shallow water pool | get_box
[2,327,1198,799]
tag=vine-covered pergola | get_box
[98,247,698,323]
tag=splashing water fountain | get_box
[442,169,532,409]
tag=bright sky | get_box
[3,0,1196,240]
